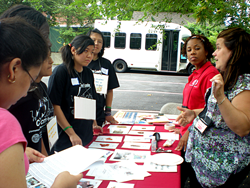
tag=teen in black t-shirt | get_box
[48,35,102,152]
[87,29,120,127]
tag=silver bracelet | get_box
[218,96,227,105]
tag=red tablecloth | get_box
[84,123,181,188]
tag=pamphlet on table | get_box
[26,145,107,187]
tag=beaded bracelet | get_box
[218,96,227,105]
[63,126,72,131]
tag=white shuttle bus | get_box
[94,20,193,74]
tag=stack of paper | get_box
[87,161,151,182]
[27,145,108,187]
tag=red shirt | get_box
[181,61,219,136]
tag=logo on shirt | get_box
[31,133,40,143]
[190,79,199,87]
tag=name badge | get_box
[93,73,108,94]
[74,96,96,120]
[71,78,80,86]
[101,67,109,75]
[46,116,58,150]
[195,118,207,134]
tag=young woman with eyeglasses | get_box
[0,17,82,188]
[1,4,55,159]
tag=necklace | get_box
[74,69,83,84]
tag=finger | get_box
[75,173,83,181]
[176,106,186,112]
[33,150,46,158]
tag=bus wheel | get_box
[113,60,127,73]
[187,64,195,75]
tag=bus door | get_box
[161,30,179,71]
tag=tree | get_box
[94,0,250,32]
[0,0,30,15]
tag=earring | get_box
[7,75,16,83]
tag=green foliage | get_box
[1,0,249,51]
[184,21,226,49]
[0,0,30,15]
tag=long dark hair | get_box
[0,4,47,30]
[217,28,250,90]
[87,28,105,58]
[0,17,48,72]
[60,35,94,76]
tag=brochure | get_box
[113,111,138,124]
[95,136,123,142]
[109,149,150,162]
[131,126,155,131]
[89,142,119,149]
[123,136,150,143]
[107,182,134,188]
[78,178,102,188]
[87,161,150,182]
[27,145,107,187]
[121,142,151,150]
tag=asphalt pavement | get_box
[42,66,189,115]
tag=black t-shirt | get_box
[48,64,97,152]
[9,82,54,154]
[88,57,119,125]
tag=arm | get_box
[175,130,189,151]
[0,143,27,187]
[105,89,118,124]
[53,105,82,146]
[211,74,250,137]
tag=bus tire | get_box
[113,60,127,73]
[187,64,195,75]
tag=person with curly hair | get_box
[173,35,219,188]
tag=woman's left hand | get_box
[210,74,225,102]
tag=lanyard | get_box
[183,65,212,109]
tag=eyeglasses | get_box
[190,36,205,43]
[24,69,38,92]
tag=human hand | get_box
[176,106,196,127]
[25,147,46,163]
[69,134,82,146]
[168,127,180,134]
[52,171,83,188]
[105,115,118,124]
[93,125,103,135]
[210,74,225,102]
[175,131,189,151]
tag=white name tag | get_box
[101,67,109,75]
[74,96,96,120]
[71,78,80,86]
[46,116,58,150]
[195,119,207,134]
[93,73,108,94]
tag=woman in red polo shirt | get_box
[175,35,219,151]
[174,35,219,187]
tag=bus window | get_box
[115,32,126,49]
[145,34,157,50]
[180,42,187,63]
[130,33,141,50]
[102,32,111,48]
